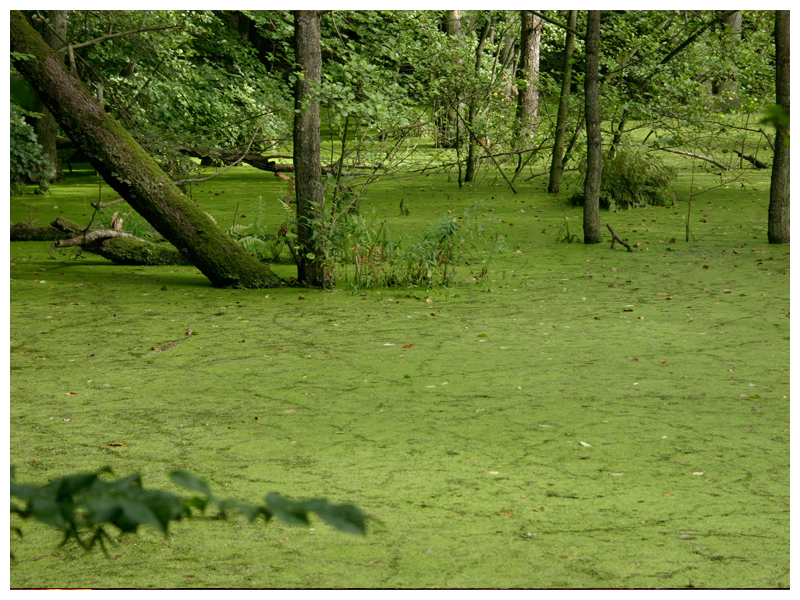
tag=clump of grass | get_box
[570,145,677,210]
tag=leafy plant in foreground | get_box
[10,466,366,557]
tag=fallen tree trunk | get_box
[730,149,768,169]
[11,11,282,288]
[49,218,192,265]
[651,146,729,170]
[11,222,72,241]
[174,145,343,176]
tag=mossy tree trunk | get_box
[768,10,790,244]
[583,10,603,245]
[10,11,282,288]
[293,10,328,287]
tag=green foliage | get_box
[10,466,366,557]
[761,105,790,146]
[570,145,677,210]
[9,105,56,195]
[296,198,505,290]
[227,196,289,263]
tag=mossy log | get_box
[48,217,191,265]
[10,11,283,288]
[10,222,71,241]
[60,235,193,266]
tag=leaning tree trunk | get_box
[768,9,790,244]
[10,11,282,288]
[32,10,69,182]
[548,9,577,194]
[293,10,328,287]
[583,10,603,245]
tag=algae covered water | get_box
[9,166,789,588]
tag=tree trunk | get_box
[32,10,69,182]
[768,10,790,244]
[715,11,742,110]
[583,10,603,245]
[293,10,327,286]
[10,11,283,288]
[548,10,577,194]
[465,16,492,183]
[514,10,542,166]
[435,11,463,151]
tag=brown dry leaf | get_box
[403,344,414,349]
[284,409,297,414]
[66,392,77,397]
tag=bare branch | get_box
[56,23,179,52]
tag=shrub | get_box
[10,105,56,196]
[570,145,677,210]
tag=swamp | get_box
[8,8,790,590]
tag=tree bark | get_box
[514,10,542,165]
[465,15,492,183]
[768,10,790,244]
[11,11,283,288]
[715,11,742,110]
[293,10,327,286]
[583,11,603,245]
[32,10,69,182]
[548,10,577,194]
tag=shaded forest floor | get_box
[9,161,789,588]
